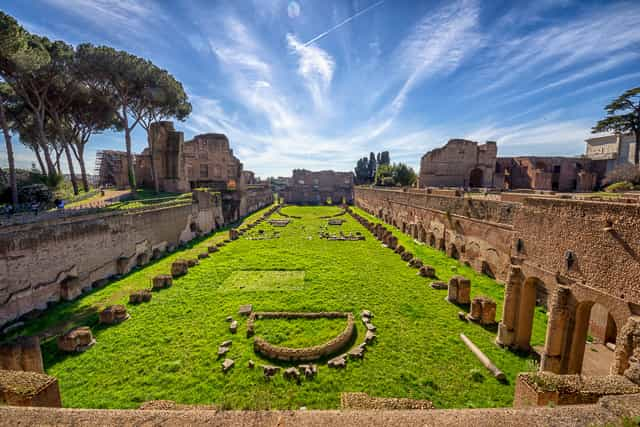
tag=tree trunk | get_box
[54,148,63,176]
[635,129,639,166]
[123,107,137,197]
[34,146,46,175]
[0,99,18,206]
[41,144,56,178]
[77,143,89,192]
[63,143,79,195]
[35,110,56,179]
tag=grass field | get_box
[19,204,547,409]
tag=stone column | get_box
[540,286,571,374]
[456,277,471,304]
[0,336,44,373]
[496,265,523,347]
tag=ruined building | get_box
[98,123,250,193]
[419,138,603,191]
[280,169,354,204]
[96,122,271,222]
[419,139,500,188]
[584,133,638,174]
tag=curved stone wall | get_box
[251,312,355,362]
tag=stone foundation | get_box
[513,372,640,408]
[0,369,61,407]
[251,312,355,362]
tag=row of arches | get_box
[362,202,629,377]
[498,267,623,375]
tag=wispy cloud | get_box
[287,34,335,109]
[474,3,640,97]
[385,0,482,117]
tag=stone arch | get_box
[469,168,483,187]
[497,267,548,353]
[564,301,619,375]
[540,285,630,375]
[428,233,436,247]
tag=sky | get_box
[1,0,640,178]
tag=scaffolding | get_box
[95,150,129,188]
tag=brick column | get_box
[496,265,523,347]
[540,286,571,373]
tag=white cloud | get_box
[287,1,301,19]
[287,34,336,109]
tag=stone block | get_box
[238,304,253,316]
[401,251,413,262]
[418,265,436,278]
[186,259,199,267]
[0,369,61,407]
[328,354,347,369]
[170,261,188,278]
[430,281,447,290]
[197,252,209,259]
[283,367,301,381]
[129,290,152,304]
[99,305,129,325]
[221,358,234,373]
[153,274,173,290]
[207,245,218,253]
[57,327,95,353]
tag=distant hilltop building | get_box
[280,169,354,204]
[584,133,638,174]
[96,121,271,221]
[417,137,617,192]
[419,139,498,188]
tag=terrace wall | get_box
[0,191,271,329]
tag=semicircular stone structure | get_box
[251,312,355,362]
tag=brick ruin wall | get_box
[355,188,515,280]
[354,188,640,339]
[0,192,272,328]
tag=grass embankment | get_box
[15,205,546,409]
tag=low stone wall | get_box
[1,394,640,426]
[251,312,355,362]
[513,372,640,408]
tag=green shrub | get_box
[604,181,635,193]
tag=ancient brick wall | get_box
[355,188,515,280]
[355,188,639,368]
[283,170,354,205]
[419,139,497,188]
[0,187,275,329]
[513,198,640,306]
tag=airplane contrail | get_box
[302,0,385,47]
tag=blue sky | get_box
[2,0,640,178]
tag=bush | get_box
[604,181,635,193]
[18,183,53,205]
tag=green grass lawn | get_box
[19,204,547,410]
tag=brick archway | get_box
[469,168,483,187]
